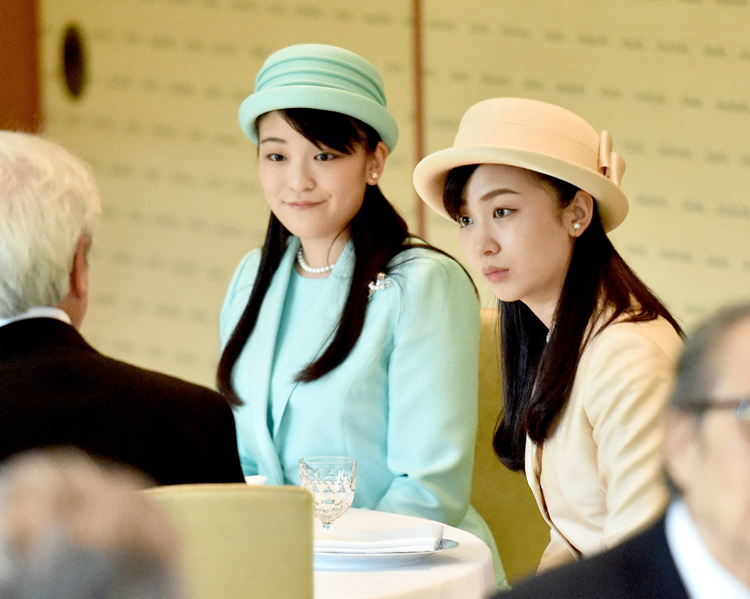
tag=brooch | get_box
[368,272,392,299]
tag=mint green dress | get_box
[221,237,506,586]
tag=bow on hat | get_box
[598,131,625,187]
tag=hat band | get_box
[257,59,387,105]
[455,120,597,168]
[257,69,386,107]
[454,121,624,187]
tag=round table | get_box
[313,508,496,599]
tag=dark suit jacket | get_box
[0,318,244,485]
[497,516,689,599]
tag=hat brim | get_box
[413,146,628,233]
[239,85,399,152]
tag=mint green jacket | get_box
[220,238,505,585]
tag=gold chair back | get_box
[142,483,313,599]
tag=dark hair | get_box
[217,108,452,406]
[444,164,683,471]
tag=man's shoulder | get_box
[498,517,688,599]
[92,352,227,406]
[0,318,226,409]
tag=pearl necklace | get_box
[297,248,335,274]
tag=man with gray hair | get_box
[0,448,185,599]
[492,303,750,598]
[0,131,243,485]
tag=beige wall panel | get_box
[38,0,750,385]
[422,0,750,322]
[40,0,414,386]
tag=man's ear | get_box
[70,236,90,296]
[58,235,90,329]
[662,410,701,493]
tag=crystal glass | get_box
[299,456,357,529]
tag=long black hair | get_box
[218,108,448,406]
[444,164,683,471]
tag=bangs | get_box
[273,108,380,154]
[443,164,479,222]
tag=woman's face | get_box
[257,111,377,247]
[457,164,578,325]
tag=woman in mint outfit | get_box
[217,44,505,586]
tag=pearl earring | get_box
[371,172,379,183]
[573,223,581,231]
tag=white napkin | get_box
[314,524,444,554]
[244,475,267,486]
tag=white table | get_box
[313,508,496,599]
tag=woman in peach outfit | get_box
[414,98,683,570]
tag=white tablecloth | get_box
[314,508,495,599]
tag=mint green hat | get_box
[238,43,399,151]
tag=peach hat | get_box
[413,98,628,232]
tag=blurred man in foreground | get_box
[0,130,243,484]
[494,303,750,598]
[0,449,184,599]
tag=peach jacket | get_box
[525,315,683,571]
